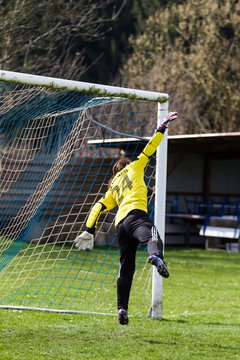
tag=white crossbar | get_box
[0,70,168,102]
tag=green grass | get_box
[0,248,240,360]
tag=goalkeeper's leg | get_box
[116,222,139,325]
[123,210,169,278]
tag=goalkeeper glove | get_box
[74,231,94,251]
[157,112,178,133]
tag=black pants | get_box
[116,209,163,310]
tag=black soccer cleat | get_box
[148,255,169,278]
[118,308,129,325]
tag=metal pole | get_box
[150,101,169,319]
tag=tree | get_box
[0,0,123,80]
[81,0,164,84]
[122,0,240,134]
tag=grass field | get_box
[0,248,240,360]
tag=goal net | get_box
[0,71,168,317]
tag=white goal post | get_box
[0,70,169,319]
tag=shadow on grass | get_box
[161,317,239,328]
[143,338,240,352]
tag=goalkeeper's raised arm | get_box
[137,111,178,162]
[74,111,177,325]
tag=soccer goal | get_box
[0,70,168,319]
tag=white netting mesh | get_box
[0,79,160,315]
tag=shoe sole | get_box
[119,316,129,325]
[156,264,169,278]
[148,256,169,278]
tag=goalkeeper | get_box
[74,112,178,325]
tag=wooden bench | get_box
[199,216,240,251]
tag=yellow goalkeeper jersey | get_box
[86,131,164,228]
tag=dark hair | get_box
[112,157,131,176]
[108,157,131,188]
